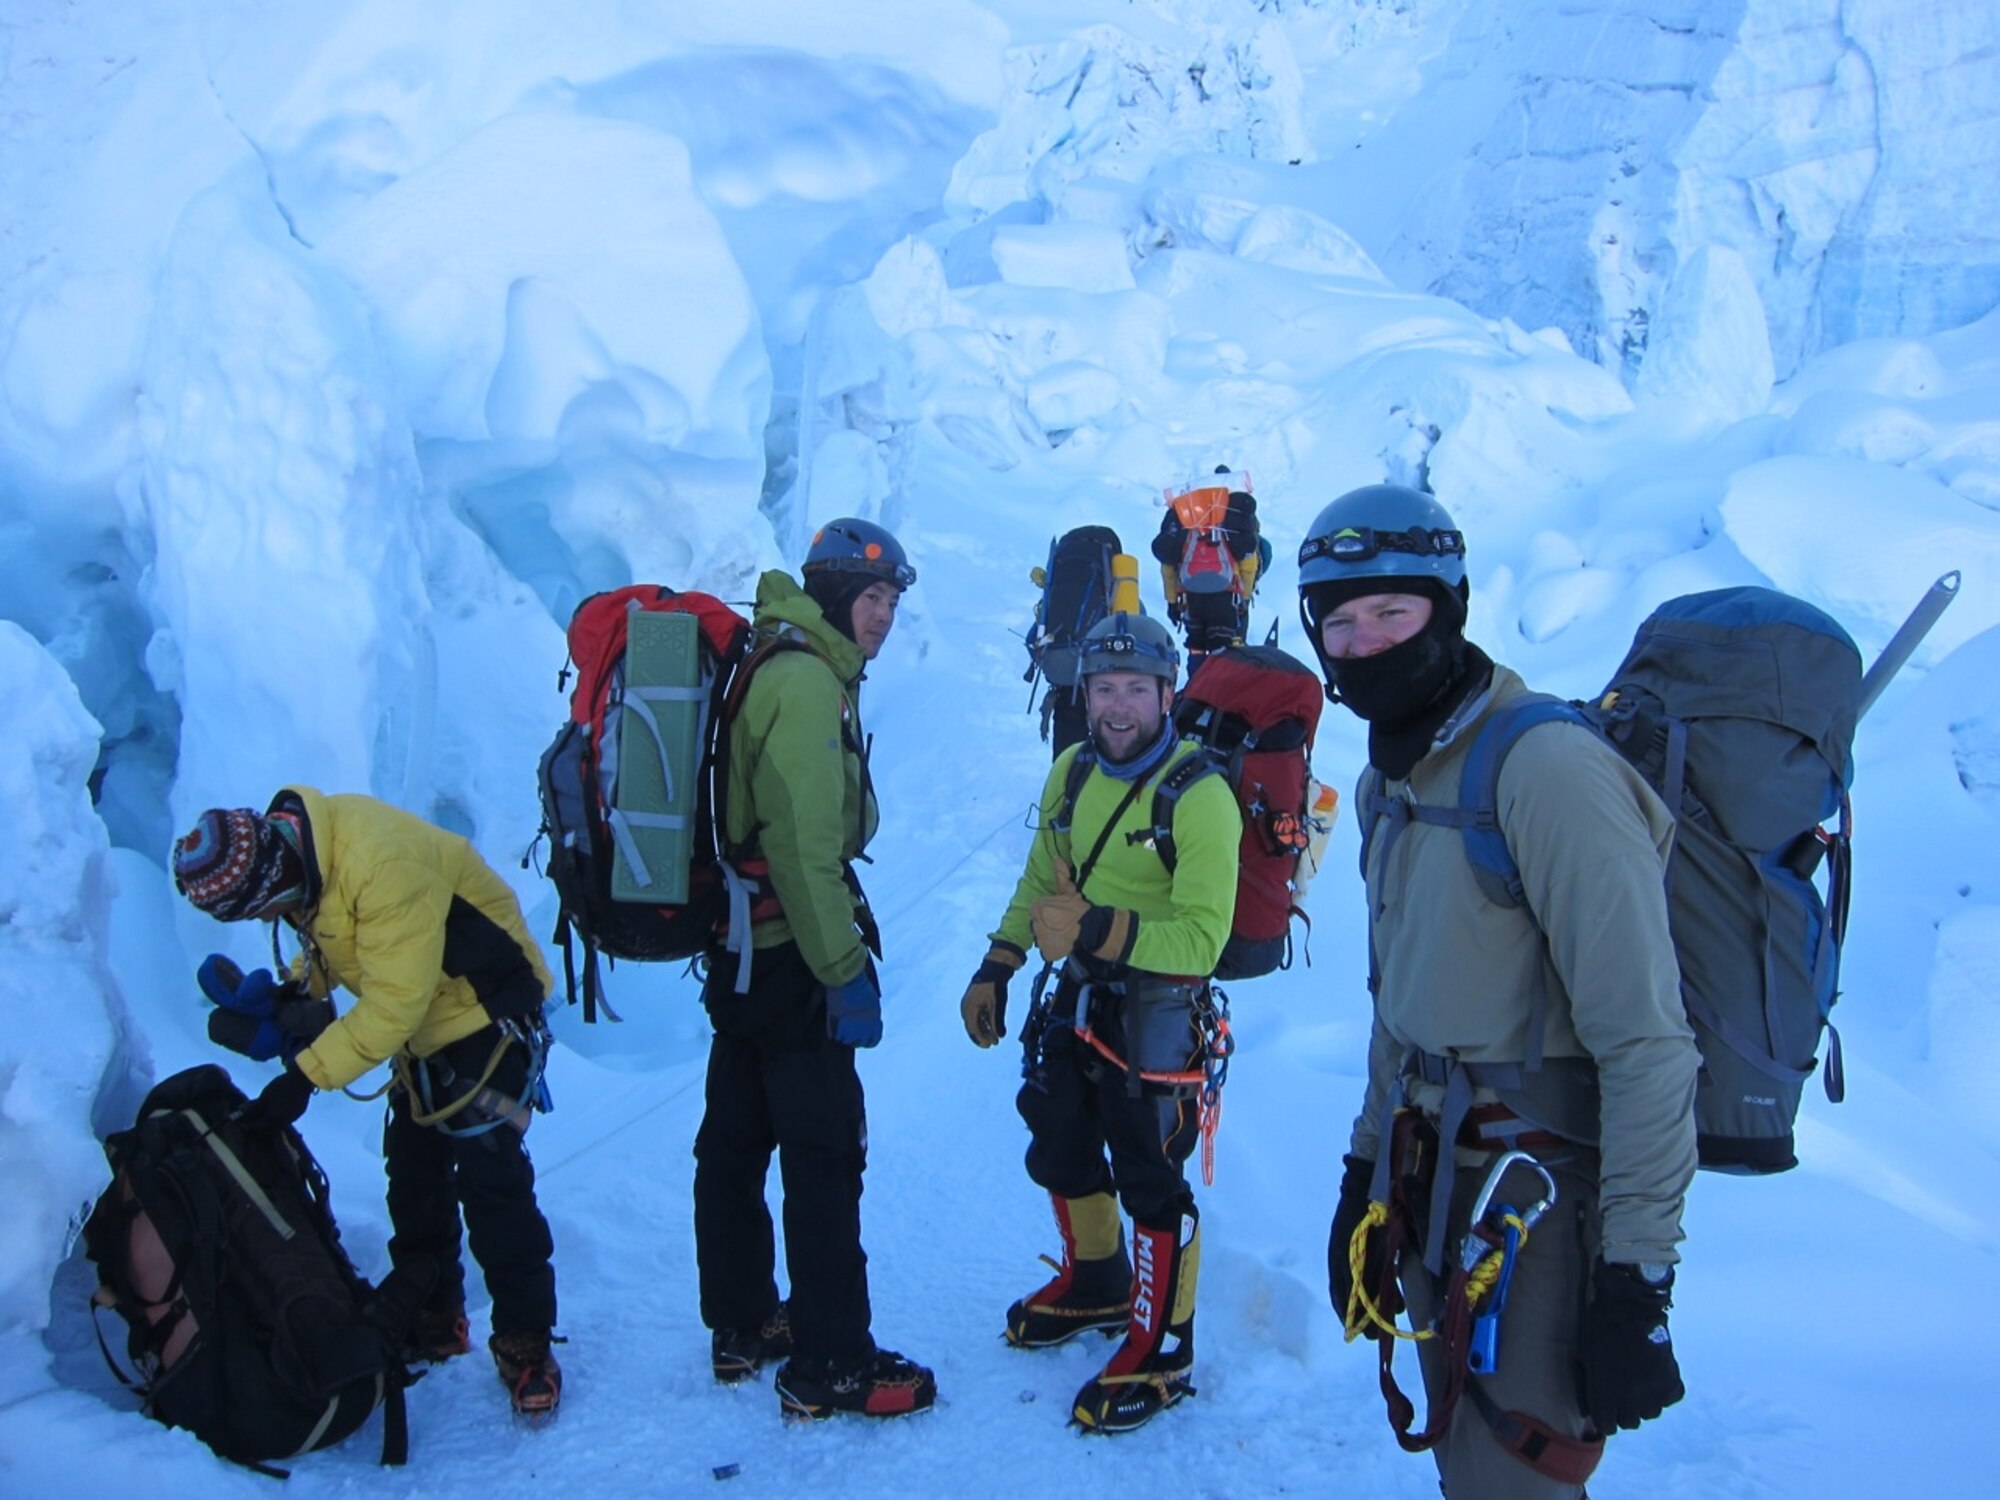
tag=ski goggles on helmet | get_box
[1297,525,1465,569]
[817,553,916,589]
[803,550,917,588]
[803,520,918,589]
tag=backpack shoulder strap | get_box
[1450,695,1590,909]
[1353,695,1588,999]
[1053,745,1096,835]
[720,633,814,726]
[1144,749,1226,874]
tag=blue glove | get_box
[198,955,284,1018]
[198,956,293,1062]
[824,970,882,1049]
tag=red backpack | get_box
[1166,484,1249,600]
[1163,645,1324,978]
[535,586,796,1020]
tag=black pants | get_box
[693,942,873,1365]
[1182,590,1247,655]
[384,1025,557,1336]
[1017,973,1205,1229]
[1041,687,1089,758]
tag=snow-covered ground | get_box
[3,2,1995,1495]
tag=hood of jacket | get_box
[752,569,866,686]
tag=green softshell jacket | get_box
[994,738,1241,978]
[280,786,554,1092]
[724,570,879,989]
[1352,665,1700,1266]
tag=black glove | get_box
[1329,1153,1396,1333]
[237,1060,316,1131]
[1580,1259,1685,1432]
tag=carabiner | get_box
[1469,1149,1556,1231]
[1459,1150,1556,1272]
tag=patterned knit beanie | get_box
[172,807,308,921]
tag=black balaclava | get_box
[804,572,872,642]
[1310,577,1490,780]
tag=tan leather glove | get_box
[1029,860,1090,965]
[959,942,1027,1048]
[1029,860,1138,968]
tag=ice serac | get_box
[947,18,1309,217]
[1337,0,2000,381]
[320,112,773,606]
[0,626,121,1365]
[135,169,432,825]
[1632,244,1774,419]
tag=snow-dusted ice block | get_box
[989,223,1136,293]
[320,114,763,456]
[0,625,119,1347]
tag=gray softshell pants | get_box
[1401,1148,1602,1499]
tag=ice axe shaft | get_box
[1858,571,1960,721]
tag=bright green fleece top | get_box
[993,738,1241,978]
[723,570,878,988]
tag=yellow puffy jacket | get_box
[279,787,552,1091]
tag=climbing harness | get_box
[1018,968,1236,1185]
[395,1013,556,1139]
[1347,1120,1603,1484]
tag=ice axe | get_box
[1858,571,1961,720]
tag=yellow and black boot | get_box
[1005,1192,1132,1348]
[1071,1208,1199,1434]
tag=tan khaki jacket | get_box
[1351,665,1699,1264]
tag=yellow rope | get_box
[1343,1203,1428,1343]
[1462,1212,1529,1305]
[1341,1206,1532,1343]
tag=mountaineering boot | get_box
[1005,1191,1132,1348]
[712,1302,793,1384]
[1072,1209,1200,1435]
[490,1330,563,1418]
[774,1347,937,1421]
[411,1303,471,1363]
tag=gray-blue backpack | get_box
[1359,587,1862,1174]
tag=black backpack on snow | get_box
[82,1065,428,1472]
[1359,587,1862,1174]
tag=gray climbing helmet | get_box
[1076,611,1179,682]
